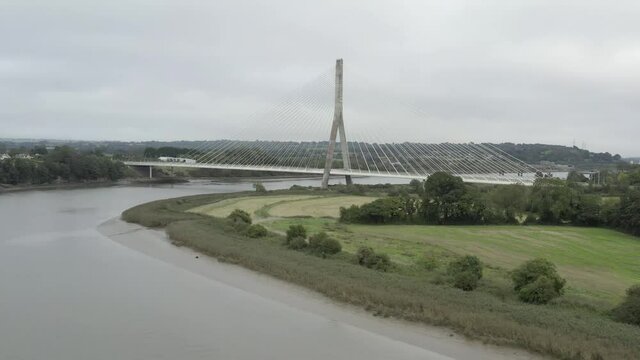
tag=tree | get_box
[448,255,483,279]
[420,172,486,224]
[247,224,268,238]
[528,178,577,224]
[489,184,527,223]
[611,284,640,326]
[518,276,562,304]
[358,197,406,223]
[253,182,267,193]
[615,190,640,236]
[227,209,252,224]
[355,246,391,271]
[307,232,341,257]
[512,258,566,304]
[447,255,483,291]
[286,224,307,243]
[339,205,361,223]
[31,145,48,156]
[572,194,602,226]
[409,179,424,195]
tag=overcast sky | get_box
[1,1,639,155]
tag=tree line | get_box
[339,171,640,236]
[0,146,127,185]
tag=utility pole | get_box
[321,59,352,189]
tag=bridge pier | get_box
[149,166,153,179]
[322,59,351,189]
[345,175,352,185]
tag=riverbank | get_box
[0,179,127,193]
[121,190,640,360]
[0,174,323,194]
[100,217,541,360]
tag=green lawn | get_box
[188,195,319,218]
[188,192,640,303]
[265,218,640,304]
[189,194,378,219]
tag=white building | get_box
[0,153,9,160]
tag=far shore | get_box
[0,174,326,194]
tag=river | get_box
[0,178,542,360]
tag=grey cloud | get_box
[0,0,639,155]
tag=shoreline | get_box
[98,217,543,360]
[0,174,325,194]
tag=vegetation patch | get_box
[355,246,391,271]
[122,190,640,359]
[448,255,483,291]
[612,285,640,326]
[188,195,318,218]
[269,195,379,218]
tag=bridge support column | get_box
[322,59,351,189]
[149,166,153,179]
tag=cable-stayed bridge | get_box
[125,60,538,187]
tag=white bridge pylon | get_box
[125,59,539,186]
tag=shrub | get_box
[447,255,483,280]
[356,246,391,271]
[286,224,307,243]
[339,205,361,223]
[356,246,375,264]
[308,232,341,257]
[453,271,480,291]
[447,255,482,291]
[253,182,267,193]
[227,209,252,225]
[612,284,640,326]
[246,224,268,238]
[286,236,308,250]
[512,258,565,292]
[517,276,561,304]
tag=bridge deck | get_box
[124,161,536,185]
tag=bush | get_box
[286,224,307,243]
[518,276,561,304]
[612,284,640,326]
[246,224,268,238]
[227,209,252,224]
[447,255,482,291]
[308,232,341,257]
[355,246,391,271]
[253,182,267,193]
[448,255,483,280]
[512,258,565,292]
[286,236,308,250]
[453,271,480,291]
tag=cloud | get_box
[0,0,638,155]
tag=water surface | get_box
[0,178,540,360]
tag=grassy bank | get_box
[122,190,640,360]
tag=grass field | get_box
[190,193,640,303]
[267,195,379,218]
[266,218,640,304]
[122,190,640,359]
[189,194,378,219]
[188,195,319,218]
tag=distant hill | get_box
[493,143,622,169]
[0,139,623,170]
